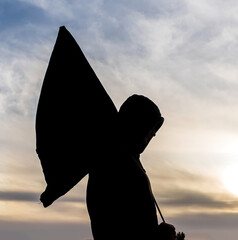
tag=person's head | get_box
[118,94,164,154]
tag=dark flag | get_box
[35,26,117,207]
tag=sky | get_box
[1,0,238,239]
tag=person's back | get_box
[87,95,175,240]
[87,146,158,239]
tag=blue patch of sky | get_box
[0,1,53,57]
[0,1,61,65]
[0,1,47,30]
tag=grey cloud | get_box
[166,212,238,240]
[102,0,184,18]
[0,191,85,203]
[0,41,48,118]
[149,157,237,210]
[0,220,92,240]
[0,191,39,202]
[157,189,238,209]
[149,156,214,186]
[171,212,238,230]
[79,0,238,112]
[58,196,85,203]
[2,0,238,121]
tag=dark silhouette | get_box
[87,94,177,239]
[177,232,186,240]
[36,26,117,207]
[36,26,177,239]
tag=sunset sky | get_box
[1,0,238,239]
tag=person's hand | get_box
[157,222,177,240]
[176,232,185,240]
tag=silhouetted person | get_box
[87,94,176,240]
[36,26,177,240]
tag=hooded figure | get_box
[118,94,164,154]
[36,27,176,240]
[87,95,166,240]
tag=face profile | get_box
[118,94,164,154]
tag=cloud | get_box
[145,152,238,213]
[169,212,238,240]
[172,212,238,230]
[158,189,238,210]
[0,220,92,240]
[1,0,238,123]
[1,2,238,239]
[0,191,39,202]
[151,166,238,212]
[0,190,85,203]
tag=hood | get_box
[118,94,164,154]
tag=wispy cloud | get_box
[1,0,238,121]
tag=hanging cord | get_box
[133,157,166,223]
[154,197,165,223]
